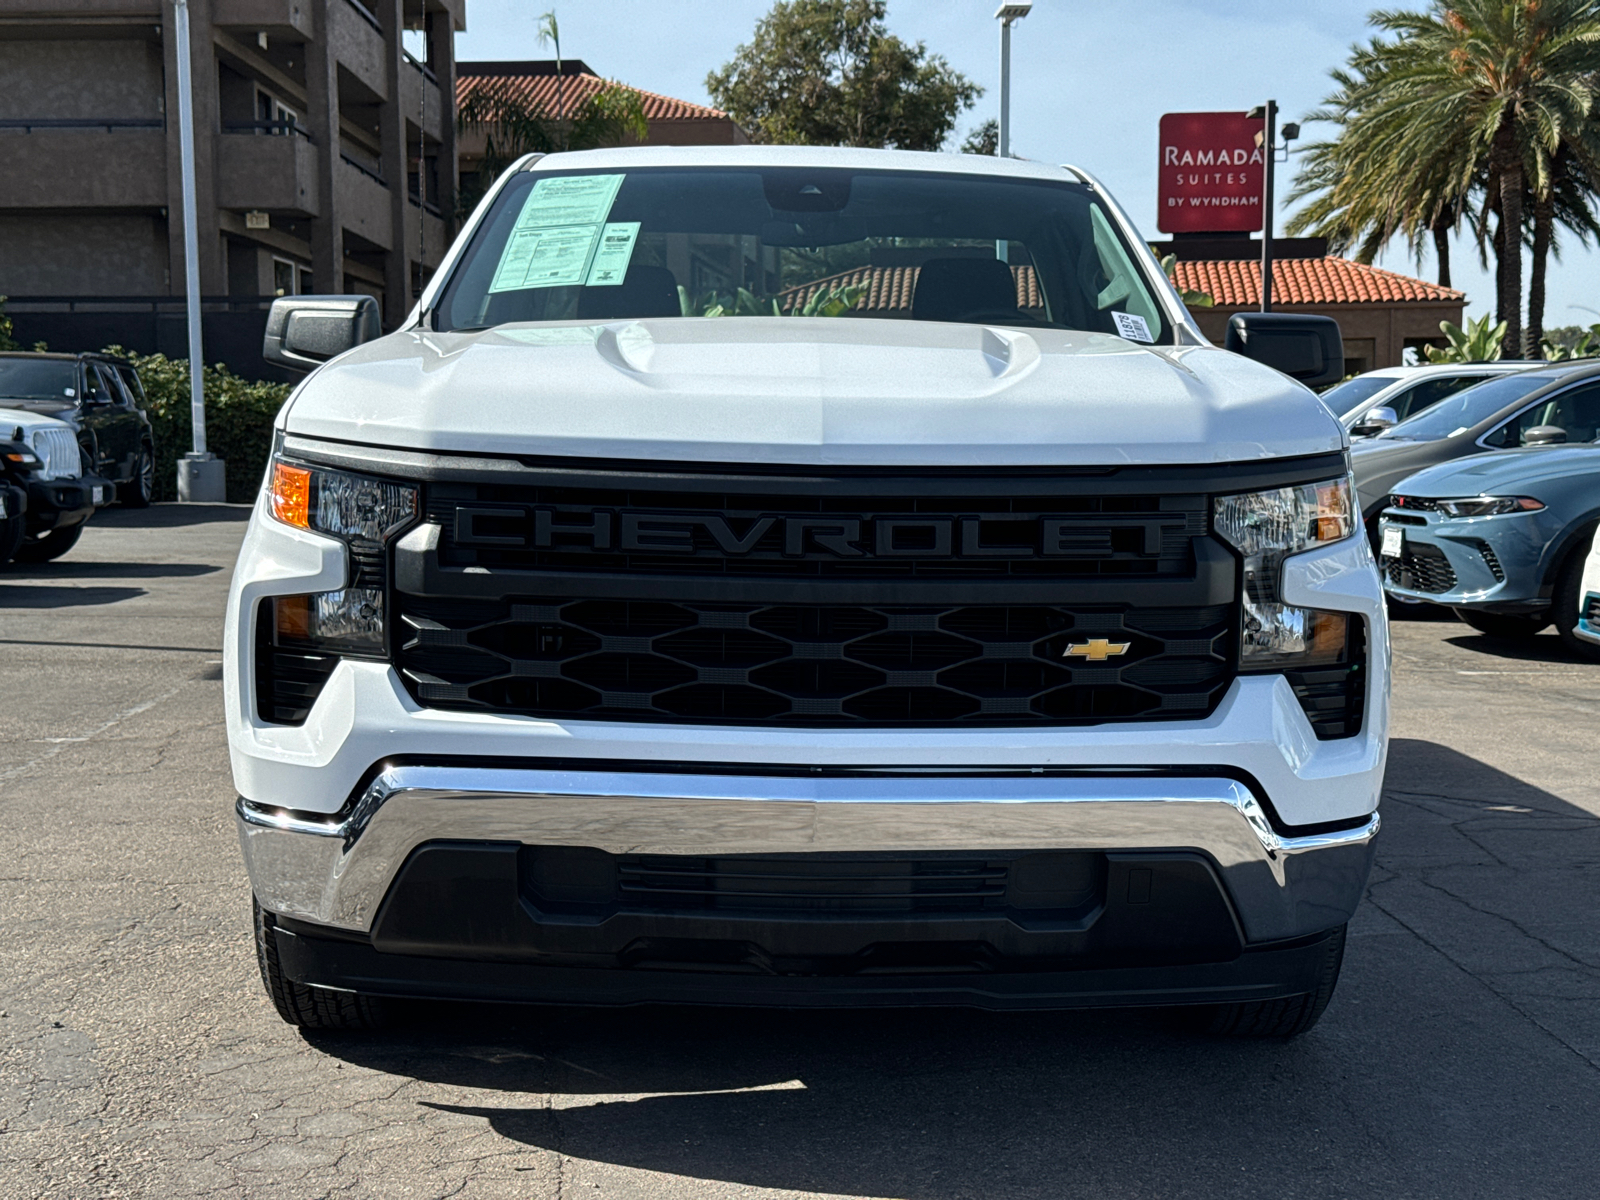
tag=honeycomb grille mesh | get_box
[396,597,1235,726]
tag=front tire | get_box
[254,899,388,1030]
[1552,539,1600,662]
[1180,925,1347,1038]
[12,523,83,563]
[120,442,155,507]
[1455,609,1550,639]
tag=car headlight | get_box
[264,457,418,656]
[1214,476,1356,669]
[1434,496,1544,518]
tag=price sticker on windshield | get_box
[1112,312,1154,343]
[1381,526,1404,558]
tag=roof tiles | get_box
[457,62,731,123]
[1172,256,1463,307]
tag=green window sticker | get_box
[585,222,641,286]
[488,174,625,294]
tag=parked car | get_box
[230,145,1385,1038]
[0,408,113,563]
[1377,442,1600,657]
[1351,362,1600,530]
[1570,525,1600,650]
[1319,362,1538,438]
[0,352,156,508]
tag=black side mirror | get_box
[264,295,381,372]
[1225,312,1344,388]
[1523,425,1568,446]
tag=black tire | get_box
[120,442,155,507]
[0,516,24,565]
[1552,539,1600,662]
[1184,925,1347,1039]
[12,522,84,563]
[1454,608,1550,639]
[254,899,388,1030]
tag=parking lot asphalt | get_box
[2,505,1598,1200]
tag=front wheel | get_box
[1552,538,1600,662]
[1176,925,1347,1038]
[1454,609,1550,639]
[12,522,83,563]
[120,442,154,507]
[254,899,388,1030]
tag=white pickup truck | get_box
[227,146,1386,1037]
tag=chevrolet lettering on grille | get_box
[451,505,1188,561]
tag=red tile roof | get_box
[457,61,731,124]
[776,264,1044,314]
[1172,256,1464,307]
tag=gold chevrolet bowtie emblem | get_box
[1063,638,1131,662]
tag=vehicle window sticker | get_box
[1112,312,1154,343]
[488,174,626,294]
[585,222,641,286]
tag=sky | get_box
[454,0,1600,333]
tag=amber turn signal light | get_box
[269,461,311,529]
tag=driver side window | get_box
[1485,382,1600,446]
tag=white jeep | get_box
[227,146,1386,1037]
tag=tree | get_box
[960,119,998,156]
[0,297,17,352]
[1287,1,1600,358]
[706,0,980,151]
[457,79,647,212]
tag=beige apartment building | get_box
[0,0,465,373]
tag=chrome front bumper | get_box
[238,766,1378,944]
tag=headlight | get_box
[263,457,418,657]
[1214,476,1357,670]
[1435,496,1544,518]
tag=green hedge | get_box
[105,348,293,504]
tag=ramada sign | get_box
[1157,111,1266,234]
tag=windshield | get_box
[1378,371,1563,441]
[1320,375,1397,418]
[0,359,76,401]
[432,166,1172,341]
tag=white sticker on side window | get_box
[1113,312,1154,343]
[488,174,626,294]
[585,222,642,286]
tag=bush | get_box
[105,348,293,504]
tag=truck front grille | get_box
[395,596,1234,726]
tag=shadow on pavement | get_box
[90,503,250,529]
[0,561,219,581]
[299,739,1600,1198]
[0,585,146,608]
[1443,631,1598,664]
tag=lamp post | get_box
[1247,103,1300,315]
[995,1,1032,159]
[172,0,224,501]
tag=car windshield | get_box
[0,359,76,401]
[1378,371,1564,441]
[1320,375,1398,418]
[432,166,1172,341]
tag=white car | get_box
[0,407,108,564]
[1575,525,1600,648]
[1320,361,1539,437]
[227,145,1387,1038]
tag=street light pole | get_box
[995,2,1032,159]
[172,0,224,501]
[1249,99,1278,313]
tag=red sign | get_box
[1157,111,1266,234]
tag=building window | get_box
[257,91,299,135]
[273,258,298,297]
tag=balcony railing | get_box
[0,118,163,132]
[222,120,313,142]
[340,153,388,187]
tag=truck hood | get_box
[0,405,74,437]
[281,318,1344,467]
[1389,444,1600,496]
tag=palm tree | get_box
[1289,1,1600,357]
[537,10,565,145]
